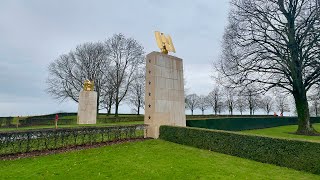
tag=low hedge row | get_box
[187,117,320,131]
[20,118,76,126]
[97,116,144,123]
[16,115,144,126]
[159,125,320,174]
[0,117,14,127]
[186,114,273,119]
[0,124,146,155]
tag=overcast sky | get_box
[0,0,230,116]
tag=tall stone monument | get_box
[144,31,186,138]
[77,80,97,124]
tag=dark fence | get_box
[0,125,146,156]
[160,125,320,175]
[187,117,320,131]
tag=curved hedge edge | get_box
[186,117,320,131]
[172,126,320,143]
[159,125,320,175]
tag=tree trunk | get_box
[293,90,316,135]
[107,106,111,116]
[115,101,119,117]
[191,109,194,115]
[107,95,112,115]
[114,90,119,117]
[137,103,140,115]
[96,92,100,116]
[202,110,204,115]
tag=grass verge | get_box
[242,123,320,142]
[0,140,319,179]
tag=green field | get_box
[242,123,320,142]
[0,140,319,179]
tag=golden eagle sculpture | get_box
[154,31,176,54]
[83,80,94,91]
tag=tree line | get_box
[46,34,145,117]
[186,85,320,117]
[185,85,293,116]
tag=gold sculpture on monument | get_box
[83,80,94,91]
[154,31,176,54]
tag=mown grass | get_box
[242,123,320,142]
[1,140,319,179]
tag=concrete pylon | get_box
[144,51,186,138]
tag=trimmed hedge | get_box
[0,117,14,127]
[187,117,320,131]
[16,114,144,126]
[0,124,146,155]
[186,114,273,119]
[159,125,320,174]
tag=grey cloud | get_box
[0,0,230,116]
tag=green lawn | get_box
[242,123,320,142]
[0,121,143,132]
[0,140,318,179]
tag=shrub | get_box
[187,117,320,131]
[159,125,320,174]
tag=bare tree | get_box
[207,87,224,115]
[105,34,145,117]
[260,96,274,115]
[276,95,290,115]
[47,42,109,114]
[243,86,261,115]
[127,72,145,115]
[225,88,236,115]
[217,0,320,134]
[236,93,247,115]
[197,95,209,115]
[100,82,115,115]
[185,94,199,115]
[309,92,320,116]
[309,97,320,116]
[217,101,225,115]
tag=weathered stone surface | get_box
[77,91,97,124]
[144,51,186,138]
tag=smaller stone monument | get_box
[77,80,97,124]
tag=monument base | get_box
[144,51,186,139]
[77,90,97,124]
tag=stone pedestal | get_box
[77,90,97,124]
[144,51,186,138]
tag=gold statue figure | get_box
[154,31,176,54]
[83,80,94,91]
